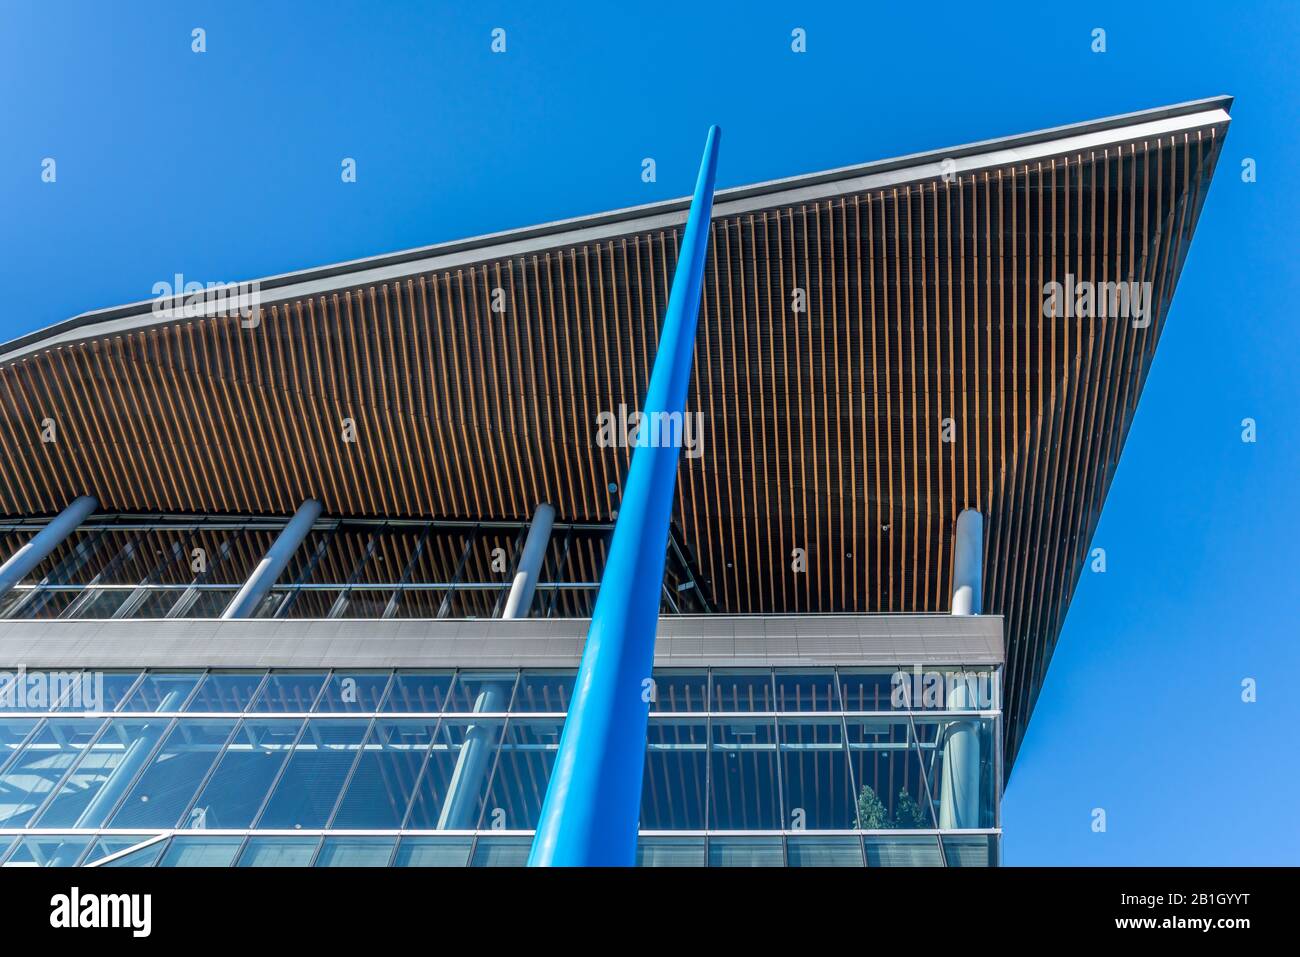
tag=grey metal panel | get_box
[0,614,1003,671]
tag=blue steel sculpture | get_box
[528,126,721,866]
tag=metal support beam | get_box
[0,496,97,600]
[950,509,983,616]
[220,499,322,619]
[435,504,556,829]
[529,126,721,867]
[501,503,555,619]
[942,508,983,828]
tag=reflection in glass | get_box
[844,717,935,830]
[470,836,530,867]
[35,717,171,827]
[711,670,775,711]
[864,835,943,867]
[315,836,395,867]
[110,719,238,829]
[0,718,104,827]
[649,670,708,712]
[637,836,705,867]
[406,718,501,830]
[445,672,516,713]
[709,719,780,830]
[640,719,707,830]
[779,717,854,830]
[236,836,319,867]
[316,672,392,712]
[188,719,301,828]
[512,671,575,713]
[393,836,474,867]
[707,836,783,867]
[256,719,368,829]
[120,672,202,712]
[786,836,864,867]
[157,836,243,867]
[480,718,562,830]
[381,672,454,713]
[332,719,437,829]
[248,672,326,712]
[2,834,94,867]
[774,670,838,712]
[185,672,267,713]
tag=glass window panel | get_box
[405,718,503,830]
[844,717,936,829]
[188,719,302,828]
[184,589,239,619]
[838,669,898,711]
[942,835,996,867]
[511,671,575,713]
[709,718,780,830]
[774,670,839,712]
[1,669,95,712]
[0,718,41,773]
[711,670,775,711]
[256,719,368,829]
[315,671,392,712]
[382,671,454,713]
[779,717,854,830]
[121,672,203,712]
[185,671,266,713]
[479,718,562,830]
[786,836,864,867]
[707,836,783,867]
[469,836,530,867]
[83,835,166,868]
[315,836,395,867]
[35,716,171,827]
[331,720,437,829]
[917,715,997,829]
[649,670,708,712]
[2,834,94,867]
[248,672,326,712]
[444,672,517,713]
[236,836,320,867]
[109,719,238,829]
[0,718,104,827]
[157,836,243,867]
[393,836,473,867]
[640,718,707,830]
[53,670,142,712]
[636,837,705,867]
[864,835,943,867]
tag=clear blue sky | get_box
[2,1,1296,864]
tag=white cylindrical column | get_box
[221,499,322,619]
[0,496,98,599]
[501,503,555,620]
[950,509,983,616]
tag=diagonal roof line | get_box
[1,96,1232,364]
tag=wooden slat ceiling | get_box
[0,118,1226,768]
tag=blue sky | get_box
[2,1,1297,864]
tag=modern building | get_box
[0,98,1229,867]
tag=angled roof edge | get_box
[2,95,1232,364]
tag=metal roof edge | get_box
[1,96,1233,362]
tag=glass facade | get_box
[0,516,712,621]
[0,666,1000,867]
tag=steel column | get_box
[0,496,98,600]
[529,126,721,867]
[942,508,983,829]
[220,499,322,619]
[501,503,555,619]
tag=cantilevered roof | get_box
[0,97,1231,766]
